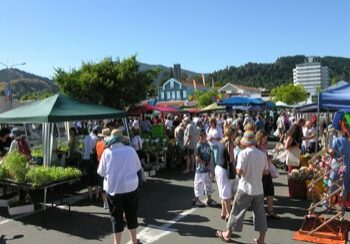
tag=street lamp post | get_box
[0,62,26,109]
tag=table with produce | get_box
[0,151,82,216]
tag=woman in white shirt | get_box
[98,129,142,244]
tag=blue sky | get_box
[0,0,349,78]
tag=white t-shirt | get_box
[308,127,317,143]
[132,120,140,129]
[83,135,93,160]
[184,123,199,149]
[236,147,268,196]
[164,119,173,130]
[98,143,141,195]
[131,135,143,151]
[302,127,310,149]
[207,127,223,146]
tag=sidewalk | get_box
[0,168,349,244]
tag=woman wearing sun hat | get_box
[98,129,141,244]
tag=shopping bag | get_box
[269,163,279,178]
[286,146,301,167]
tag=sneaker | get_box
[193,199,205,207]
[207,199,218,207]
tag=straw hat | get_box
[98,128,111,138]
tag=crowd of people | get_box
[126,110,347,244]
[1,109,348,244]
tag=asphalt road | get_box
[0,168,348,244]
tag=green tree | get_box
[54,56,158,109]
[192,89,219,108]
[270,83,308,105]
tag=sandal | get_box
[253,238,266,244]
[215,230,230,242]
[266,211,280,219]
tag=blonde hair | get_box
[244,122,256,132]
[209,117,217,126]
[235,136,242,147]
[256,130,268,148]
[221,127,237,144]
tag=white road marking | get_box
[127,208,197,244]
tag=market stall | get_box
[292,109,350,243]
[199,102,225,113]
[0,94,126,166]
[0,94,126,215]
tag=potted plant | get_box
[2,151,29,183]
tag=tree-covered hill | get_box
[0,68,59,98]
[209,55,350,89]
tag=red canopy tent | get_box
[126,103,179,116]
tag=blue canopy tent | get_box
[315,82,350,151]
[295,103,340,113]
[218,96,266,106]
[318,82,350,110]
[218,96,269,112]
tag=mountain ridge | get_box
[1,56,349,98]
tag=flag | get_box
[201,73,206,87]
[5,79,12,103]
[192,79,197,91]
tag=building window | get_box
[183,90,187,99]
[176,91,181,100]
[170,80,174,89]
[172,91,176,99]
[167,92,170,100]
[160,92,164,100]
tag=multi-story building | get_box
[217,83,262,99]
[293,57,329,102]
[158,78,207,102]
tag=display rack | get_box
[298,157,347,241]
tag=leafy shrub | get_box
[0,165,8,181]
[3,151,29,183]
[26,166,82,186]
[31,147,43,158]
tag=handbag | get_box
[269,163,279,178]
[273,128,281,138]
[227,160,236,179]
[225,141,236,179]
[286,146,301,167]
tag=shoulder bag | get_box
[286,146,301,167]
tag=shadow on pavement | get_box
[153,169,197,181]
[0,234,24,244]
[17,207,111,240]
[137,177,196,227]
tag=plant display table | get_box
[0,177,80,213]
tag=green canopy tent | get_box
[0,94,126,166]
[200,102,225,113]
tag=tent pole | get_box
[43,123,49,167]
[316,93,321,152]
[122,117,131,144]
[48,123,54,166]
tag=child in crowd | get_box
[193,129,218,207]
[256,130,279,219]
